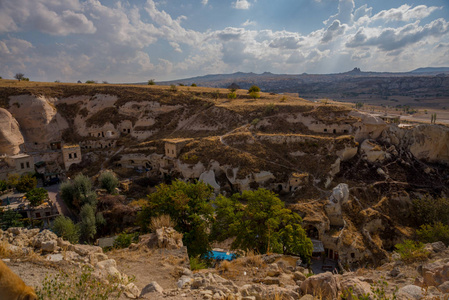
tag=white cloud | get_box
[372,5,441,23]
[242,19,256,27]
[201,0,208,5]
[233,0,251,10]
[0,0,95,35]
[324,0,355,25]
[0,0,448,82]
[346,18,449,51]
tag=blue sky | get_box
[0,0,448,82]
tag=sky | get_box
[0,0,448,83]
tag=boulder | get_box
[177,275,193,288]
[69,244,103,256]
[438,281,449,293]
[30,230,57,248]
[340,278,371,299]
[95,259,122,281]
[124,283,140,299]
[145,227,183,249]
[266,263,281,277]
[293,271,307,282]
[41,240,58,253]
[300,272,339,299]
[421,259,449,287]
[397,285,424,300]
[141,281,164,295]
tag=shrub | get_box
[52,216,80,244]
[0,180,7,192]
[417,222,449,246]
[248,85,260,93]
[149,214,176,232]
[412,195,449,225]
[191,83,197,87]
[99,171,119,194]
[25,187,48,207]
[169,84,177,92]
[249,91,260,99]
[148,79,155,85]
[36,264,126,300]
[6,174,20,188]
[227,92,236,99]
[16,174,37,192]
[190,256,207,270]
[394,240,429,263]
[0,210,24,230]
[113,232,139,249]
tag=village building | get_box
[5,154,34,176]
[62,144,82,170]
[164,138,192,159]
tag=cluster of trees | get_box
[412,195,449,246]
[1,173,37,193]
[138,180,313,261]
[56,172,119,243]
[14,73,29,81]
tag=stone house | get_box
[5,154,34,176]
[164,139,192,159]
[62,144,82,170]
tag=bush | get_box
[227,92,236,99]
[52,216,80,244]
[149,214,176,232]
[0,180,7,192]
[249,91,260,99]
[412,195,449,225]
[417,222,449,246]
[0,210,24,230]
[36,264,126,300]
[189,256,207,270]
[16,174,37,192]
[7,174,20,188]
[394,240,429,263]
[113,232,139,249]
[99,171,119,194]
[169,84,177,92]
[25,187,48,207]
[248,85,260,93]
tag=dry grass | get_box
[149,214,176,231]
[0,241,43,263]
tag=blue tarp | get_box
[208,251,237,261]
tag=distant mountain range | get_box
[149,68,449,108]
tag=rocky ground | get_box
[2,226,449,300]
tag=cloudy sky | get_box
[0,0,448,83]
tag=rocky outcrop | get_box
[380,124,449,165]
[138,227,184,250]
[0,108,24,155]
[8,95,68,151]
[0,227,139,298]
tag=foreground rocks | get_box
[0,227,140,298]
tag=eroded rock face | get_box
[8,95,68,150]
[300,272,340,299]
[0,108,24,155]
[381,124,449,165]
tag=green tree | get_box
[227,92,237,99]
[417,222,449,246]
[7,173,20,188]
[60,174,97,210]
[99,171,119,194]
[79,204,97,242]
[15,73,24,81]
[52,216,80,244]
[25,187,48,207]
[148,79,155,85]
[248,85,261,93]
[0,209,24,230]
[138,180,215,257]
[412,195,449,226]
[191,83,197,87]
[16,174,37,192]
[0,179,7,192]
[214,189,312,261]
